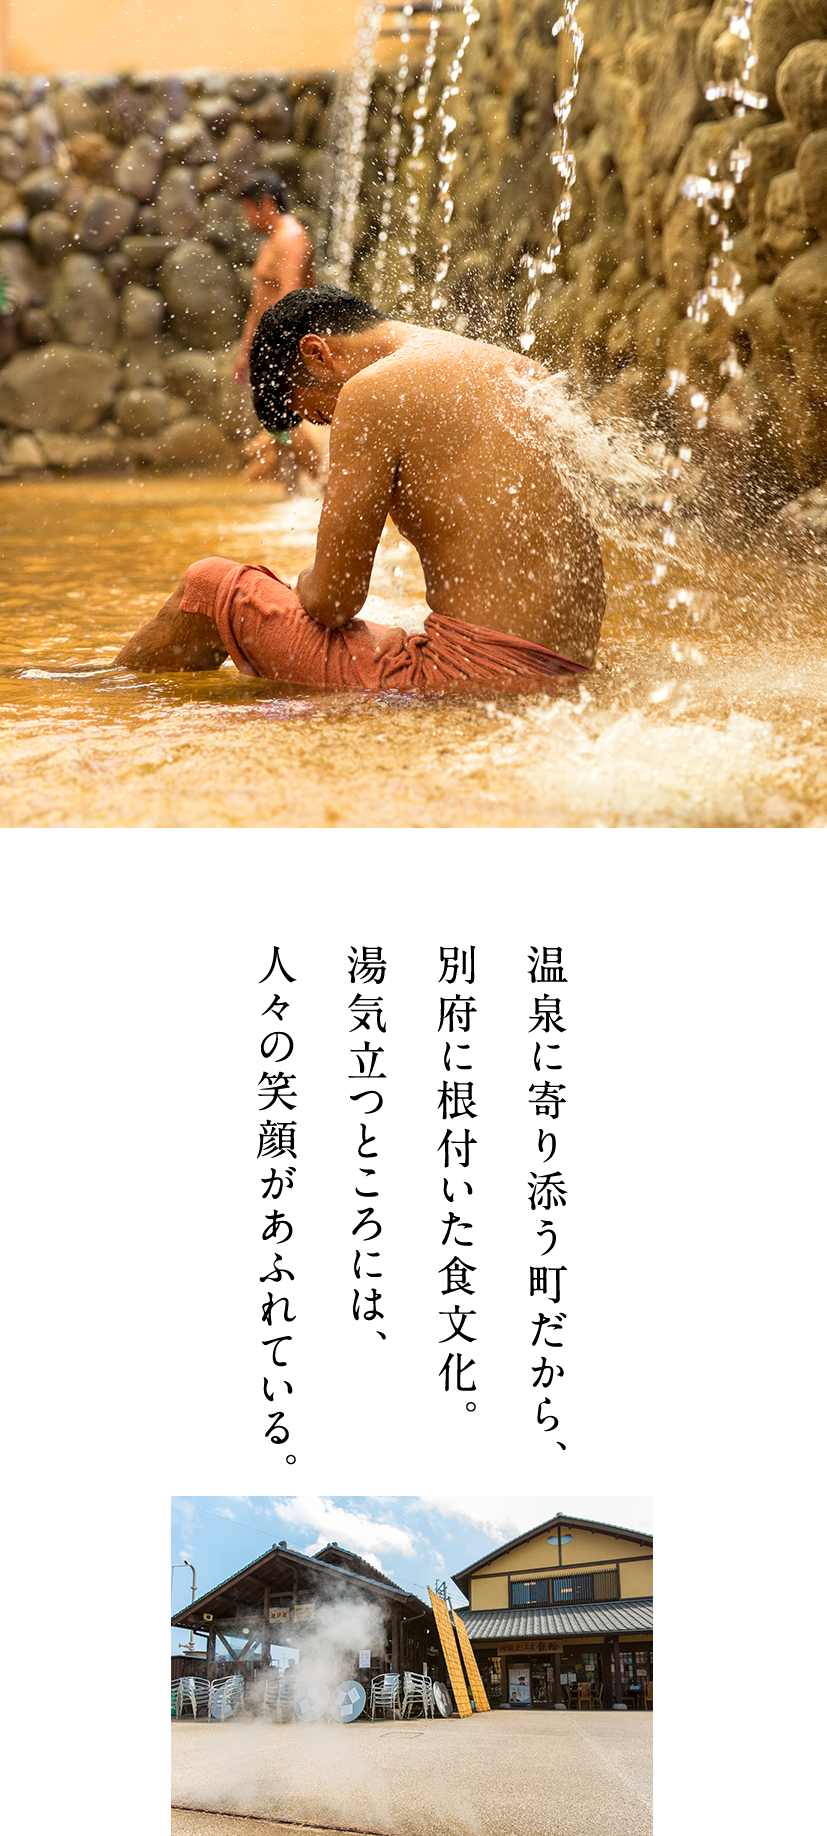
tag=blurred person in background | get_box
[233,172,323,486]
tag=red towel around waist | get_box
[181,557,588,692]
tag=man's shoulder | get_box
[255,215,309,269]
[338,358,404,421]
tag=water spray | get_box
[327,0,385,287]
[397,0,444,310]
[520,0,584,352]
[654,0,767,590]
[430,0,480,318]
[372,4,415,304]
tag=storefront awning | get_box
[456,1596,653,1641]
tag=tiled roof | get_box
[172,1542,423,1625]
[314,1545,407,1592]
[457,1597,653,1640]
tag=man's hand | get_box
[233,354,250,385]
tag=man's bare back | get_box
[115,296,606,680]
[291,322,605,666]
[233,194,315,385]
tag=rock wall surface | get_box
[0,69,333,474]
[2,9,825,509]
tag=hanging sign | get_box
[498,1639,563,1656]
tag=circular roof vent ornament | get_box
[433,1680,453,1719]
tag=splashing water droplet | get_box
[521,0,584,348]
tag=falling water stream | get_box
[371,4,415,302]
[521,0,584,351]
[326,0,385,286]
[398,0,444,309]
[430,0,480,315]
[657,0,768,590]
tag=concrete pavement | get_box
[172,1709,653,1836]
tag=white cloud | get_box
[215,1507,236,1519]
[272,1496,418,1564]
[414,1497,653,1543]
[171,1498,200,1532]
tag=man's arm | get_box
[296,376,399,627]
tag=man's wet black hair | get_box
[238,172,289,212]
[249,286,387,433]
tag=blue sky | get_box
[171,1494,653,1657]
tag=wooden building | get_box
[453,1513,653,1709]
[171,1539,443,1686]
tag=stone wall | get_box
[3,9,826,510]
[0,69,334,474]
[353,0,827,512]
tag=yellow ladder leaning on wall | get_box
[451,1606,491,1713]
[428,1587,472,1717]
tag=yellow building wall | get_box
[4,0,360,77]
[470,1574,511,1611]
[468,1525,652,1609]
[621,1560,652,1598]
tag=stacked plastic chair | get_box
[370,1673,402,1719]
[209,1673,245,1721]
[262,1673,282,1717]
[276,1670,297,1721]
[401,1672,436,1719]
[189,1681,211,1718]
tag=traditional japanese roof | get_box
[313,1543,408,1592]
[457,1597,654,1641]
[451,1513,653,1595]
[171,1540,424,1629]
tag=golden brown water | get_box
[0,475,825,827]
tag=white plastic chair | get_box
[370,1673,402,1720]
[263,1673,281,1717]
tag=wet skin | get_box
[115,321,606,672]
[290,322,606,662]
[113,578,231,672]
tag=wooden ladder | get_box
[451,1607,490,1713]
[428,1587,472,1716]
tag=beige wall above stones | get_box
[3,0,358,77]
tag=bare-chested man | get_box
[233,173,320,483]
[114,287,605,692]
